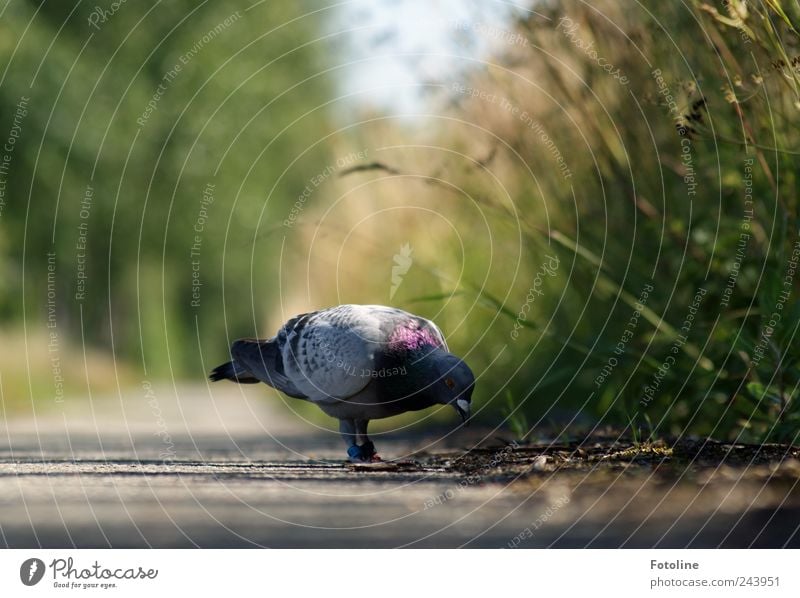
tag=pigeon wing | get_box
[280,308,382,400]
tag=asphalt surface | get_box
[1,384,798,548]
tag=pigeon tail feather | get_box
[208,360,260,384]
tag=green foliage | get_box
[0,1,334,383]
[455,0,800,443]
[502,389,529,440]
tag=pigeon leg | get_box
[340,419,365,462]
[355,419,380,461]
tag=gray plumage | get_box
[210,304,475,462]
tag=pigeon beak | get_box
[455,399,470,426]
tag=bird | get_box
[209,304,475,462]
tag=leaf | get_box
[549,230,714,371]
[747,381,766,397]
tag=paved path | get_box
[1,385,799,547]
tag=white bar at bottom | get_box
[0,549,796,596]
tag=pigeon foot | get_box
[359,440,377,460]
[346,441,384,463]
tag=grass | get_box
[318,0,800,444]
[0,328,135,414]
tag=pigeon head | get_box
[431,352,475,425]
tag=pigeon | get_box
[209,304,475,462]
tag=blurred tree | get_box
[0,0,335,378]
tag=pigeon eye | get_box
[445,377,456,389]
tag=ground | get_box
[1,385,798,548]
